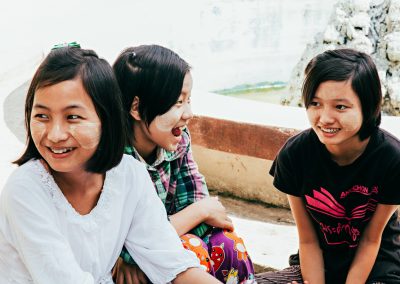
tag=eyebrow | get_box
[32,104,85,111]
[313,97,352,104]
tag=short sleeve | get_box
[269,139,302,197]
[124,165,199,284]
[1,173,94,284]
[379,156,400,205]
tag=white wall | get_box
[1,0,336,91]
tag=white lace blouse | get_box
[0,155,199,284]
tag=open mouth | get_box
[48,147,74,154]
[171,127,183,137]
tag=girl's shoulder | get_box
[378,128,400,153]
[371,129,400,165]
[279,128,316,156]
[113,154,149,178]
[4,159,44,189]
[1,159,50,208]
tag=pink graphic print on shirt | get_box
[305,186,378,247]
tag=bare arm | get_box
[288,195,325,284]
[169,197,234,236]
[345,204,398,284]
[172,267,222,284]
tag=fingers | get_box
[138,271,148,284]
[117,268,124,284]
[129,270,139,284]
[224,217,235,231]
[125,270,134,284]
[112,257,121,281]
[112,263,118,281]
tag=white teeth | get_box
[321,127,339,133]
[50,148,72,154]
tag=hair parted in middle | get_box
[113,44,191,145]
[302,48,382,140]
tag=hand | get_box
[112,258,148,284]
[198,196,234,231]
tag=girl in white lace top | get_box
[0,44,221,284]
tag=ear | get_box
[130,96,141,121]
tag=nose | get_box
[319,108,335,125]
[47,121,69,142]
[182,103,193,121]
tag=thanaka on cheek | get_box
[153,107,183,132]
[30,120,46,142]
[69,122,101,150]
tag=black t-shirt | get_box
[270,128,400,283]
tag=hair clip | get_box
[51,41,81,50]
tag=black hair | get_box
[302,48,382,140]
[113,45,190,145]
[15,46,126,173]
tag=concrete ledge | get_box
[190,115,299,208]
[190,91,400,207]
[190,115,298,160]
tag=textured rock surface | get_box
[284,0,400,116]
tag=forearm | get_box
[169,202,206,236]
[345,238,381,284]
[287,195,325,284]
[173,267,222,284]
[345,204,398,284]
[299,242,325,284]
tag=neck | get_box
[326,136,370,166]
[132,122,157,163]
[51,168,105,215]
[51,168,104,195]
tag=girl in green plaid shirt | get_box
[112,45,255,284]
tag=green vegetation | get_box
[213,81,287,104]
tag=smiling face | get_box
[306,80,364,155]
[132,72,193,159]
[30,78,101,174]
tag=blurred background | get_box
[0,0,336,97]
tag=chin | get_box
[164,144,179,152]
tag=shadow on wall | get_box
[4,81,28,144]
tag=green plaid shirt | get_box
[121,128,211,264]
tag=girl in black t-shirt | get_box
[256,49,400,284]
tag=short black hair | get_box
[302,48,382,140]
[113,45,190,145]
[15,46,126,173]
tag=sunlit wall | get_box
[1,0,336,91]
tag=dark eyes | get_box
[33,114,82,120]
[34,114,48,119]
[175,96,191,105]
[309,102,348,110]
[67,114,81,120]
[336,105,347,110]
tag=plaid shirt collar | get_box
[124,128,190,170]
